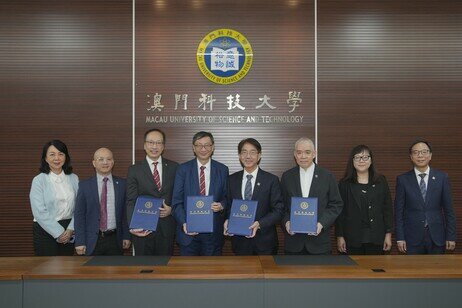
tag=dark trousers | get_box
[407,227,445,255]
[233,237,277,256]
[180,234,222,256]
[132,231,174,256]
[346,243,384,255]
[93,231,123,255]
[33,219,74,256]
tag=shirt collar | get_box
[299,163,315,174]
[146,155,162,166]
[244,166,259,179]
[197,158,211,170]
[49,171,65,182]
[414,166,430,177]
[97,173,113,183]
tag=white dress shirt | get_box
[49,171,75,221]
[241,167,259,199]
[197,158,211,195]
[147,155,163,187]
[300,163,315,198]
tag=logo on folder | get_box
[240,204,248,212]
[196,200,205,209]
[300,202,309,210]
[145,201,153,209]
[197,28,253,85]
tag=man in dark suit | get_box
[225,138,284,255]
[74,148,130,255]
[281,137,343,255]
[127,128,178,255]
[395,138,456,254]
[172,131,228,256]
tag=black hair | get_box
[340,144,380,184]
[144,128,166,144]
[39,140,73,174]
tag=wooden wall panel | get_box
[0,0,461,256]
[0,0,132,256]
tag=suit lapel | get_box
[252,169,263,201]
[162,158,170,191]
[425,169,437,206]
[306,166,317,198]
[209,160,217,197]
[191,159,200,195]
[91,176,100,218]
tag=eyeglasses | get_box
[411,149,430,156]
[353,155,371,162]
[194,144,213,150]
[145,140,164,147]
[95,157,113,163]
[240,150,259,157]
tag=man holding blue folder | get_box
[281,137,343,255]
[225,138,284,255]
[172,131,229,256]
[127,129,178,255]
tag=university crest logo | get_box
[197,29,253,85]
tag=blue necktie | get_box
[244,174,253,200]
[419,173,427,201]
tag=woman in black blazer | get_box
[335,145,393,255]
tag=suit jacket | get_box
[335,176,393,247]
[227,168,284,252]
[74,175,130,255]
[281,165,343,254]
[172,158,229,247]
[30,172,79,239]
[394,168,456,246]
[126,157,178,239]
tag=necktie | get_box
[153,162,161,191]
[199,166,206,196]
[244,174,253,200]
[100,177,108,231]
[419,173,427,201]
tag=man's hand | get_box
[183,223,198,236]
[211,202,224,213]
[337,237,347,253]
[223,219,233,236]
[159,201,172,218]
[246,221,260,238]
[397,240,407,253]
[130,229,152,237]
[75,245,86,255]
[285,221,295,236]
[446,241,456,251]
[123,240,131,249]
[315,222,323,236]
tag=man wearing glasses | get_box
[126,128,178,255]
[225,138,284,255]
[395,138,456,254]
[281,137,343,255]
[172,131,229,255]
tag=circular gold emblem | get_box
[240,204,248,212]
[196,200,205,209]
[144,201,153,209]
[300,202,309,210]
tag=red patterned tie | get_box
[199,165,206,196]
[153,162,161,191]
[100,177,108,231]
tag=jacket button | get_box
[370,219,374,222]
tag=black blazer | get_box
[227,168,284,252]
[281,165,343,254]
[126,157,178,238]
[335,175,393,247]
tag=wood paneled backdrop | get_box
[0,0,461,256]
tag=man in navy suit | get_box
[395,139,456,254]
[127,129,178,255]
[281,137,343,255]
[225,138,284,255]
[172,131,228,256]
[74,148,130,255]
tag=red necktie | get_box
[199,165,206,196]
[153,162,161,191]
[100,177,108,231]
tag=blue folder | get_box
[186,195,214,233]
[129,196,162,231]
[290,197,318,234]
[228,199,258,236]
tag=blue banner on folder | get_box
[228,199,258,236]
[290,197,318,234]
[186,195,214,233]
[129,196,162,231]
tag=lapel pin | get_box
[315,174,318,178]
[257,182,260,186]
[432,176,435,180]
[372,184,375,188]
